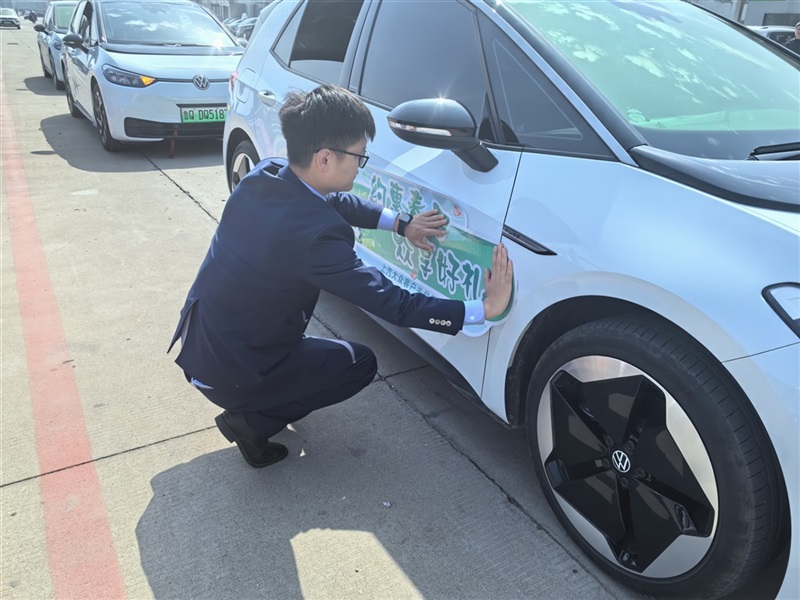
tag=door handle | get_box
[258,90,276,106]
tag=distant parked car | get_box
[34,1,78,90]
[234,16,258,39]
[0,8,21,28]
[61,0,243,151]
[748,25,795,46]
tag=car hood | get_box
[102,51,241,80]
[630,145,800,214]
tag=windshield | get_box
[506,0,800,159]
[99,2,236,48]
[53,4,77,31]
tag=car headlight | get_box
[102,65,156,87]
[53,39,62,50]
[763,283,800,337]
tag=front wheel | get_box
[526,316,783,598]
[228,140,260,192]
[92,84,123,152]
[40,53,52,78]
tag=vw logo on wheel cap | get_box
[192,75,210,90]
[612,450,631,473]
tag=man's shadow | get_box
[134,389,529,600]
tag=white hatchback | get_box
[224,1,800,598]
[61,0,243,151]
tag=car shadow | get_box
[39,112,224,173]
[23,75,63,97]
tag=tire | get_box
[228,140,260,192]
[51,55,63,90]
[64,68,82,118]
[525,316,782,599]
[41,53,52,78]
[92,83,123,152]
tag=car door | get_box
[348,0,523,396]
[242,0,369,162]
[66,0,97,113]
[37,4,53,66]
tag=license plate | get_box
[180,106,226,123]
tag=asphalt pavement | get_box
[0,21,764,600]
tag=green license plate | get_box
[180,106,226,123]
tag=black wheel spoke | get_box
[553,470,627,545]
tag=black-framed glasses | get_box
[316,147,370,169]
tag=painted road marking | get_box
[1,74,127,599]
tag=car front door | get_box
[37,4,53,67]
[350,0,522,397]
[66,0,97,114]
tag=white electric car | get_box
[224,1,800,598]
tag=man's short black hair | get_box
[279,84,376,168]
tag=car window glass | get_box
[98,2,235,47]
[54,5,77,31]
[44,5,52,28]
[273,0,364,84]
[480,17,608,156]
[77,3,91,44]
[360,0,489,128]
[69,0,85,33]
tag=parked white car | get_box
[34,1,78,90]
[61,0,243,151]
[224,1,800,598]
[0,7,21,29]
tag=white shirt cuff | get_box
[378,208,398,232]
[463,300,485,325]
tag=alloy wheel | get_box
[536,356,718,578]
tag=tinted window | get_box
[98,2,235,47]
[360,0,489,124]
[273,0,363,84]
[480,17,608,156]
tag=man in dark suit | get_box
[169,84,513,468]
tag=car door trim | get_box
[502,226,556,256]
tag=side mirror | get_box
[387,99,498,172]
[34,23,46,33]
[62,33,83,49]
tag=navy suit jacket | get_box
[169,158,465,389]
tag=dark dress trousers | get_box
[168,158,466,437]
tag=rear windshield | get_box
[0,8,16,16]
[98,2,236,47]
[507,0,800,159]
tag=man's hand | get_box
[398,210,447,252]
[483,243,514,320]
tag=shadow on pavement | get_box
[38,112,224,173]
[22,75,63,97]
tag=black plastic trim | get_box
[763,283,800,338]
[630,145,800,213]
[503,226,556,256]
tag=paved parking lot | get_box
[0,21,782,600]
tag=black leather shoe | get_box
[215,411,288,468]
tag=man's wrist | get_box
[396,212,412,237]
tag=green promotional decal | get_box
[351,168,513,335]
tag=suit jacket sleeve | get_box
[303,222,464,335]
[327,192,383,229]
